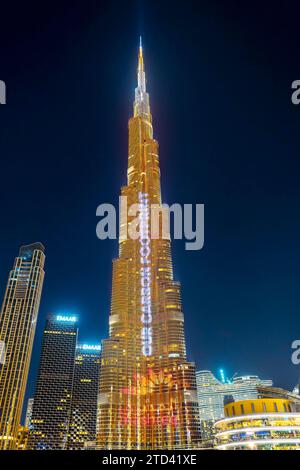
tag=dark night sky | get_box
[0,0,300,422]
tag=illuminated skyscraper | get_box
[97,40,200,449]
[0,243,45,450]
[67,344,101,450]
[28,314,78,450]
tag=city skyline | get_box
[1,0,300,429]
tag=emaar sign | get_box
[0,81,6,104]
[56,315,77,323]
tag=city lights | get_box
[56,315,77,323]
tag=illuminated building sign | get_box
[139,192,152,356]
[77,344,101,351]
[56,315,77,323]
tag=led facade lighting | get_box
[97,41,200,450]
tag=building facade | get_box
[67,344,101,449]
[196,370,272,440]
[214,398,300,450]
[28,314,78,449]
[97,40,200,450]
[0,243,45,450]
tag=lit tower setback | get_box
[0,243,45,450]
[97,40,200,449]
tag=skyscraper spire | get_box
[134,36,149,117]
[138,36,144,75]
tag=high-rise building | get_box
[196,370,272,440]
[67,344,101,450]
[0,243,45,450]
[25,398,34,429]
[214,396,300,450]
[97,40,200,450]
[28,314,78,450]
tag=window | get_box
[273,402,278,412]
[251,403,255,413]
[241,404,245,415]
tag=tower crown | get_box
[134,36,150,118]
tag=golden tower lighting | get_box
[97,40,200,450]
[0,243,45,450]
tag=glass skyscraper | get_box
[0,243,45,450]
[28,314,78,450]
[97,40,200,450]
[67,344,101,450]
